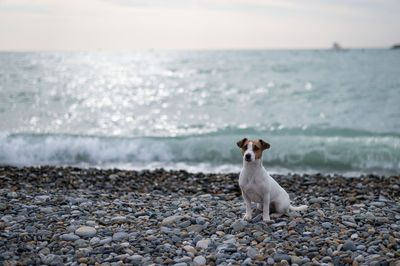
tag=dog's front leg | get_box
[242,191,252,221]
[262,193,271,222]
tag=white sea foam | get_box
[0,132,399,175]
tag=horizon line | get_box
[0,46,396,53]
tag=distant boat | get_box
[332,42,347,51]
[391,44,400,49]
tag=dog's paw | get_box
[262,216,273,223]
[263,219,274,224]
[243,214,252,221]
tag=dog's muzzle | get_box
[245,153,252,162]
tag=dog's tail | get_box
[289,204,308,212]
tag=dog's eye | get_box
[253,146,259,151]
[243,145,248,150]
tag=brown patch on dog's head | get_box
[237,138,250,157]
[258,139,271,150]
[237,138,248,148]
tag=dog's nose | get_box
[245,154,251,161]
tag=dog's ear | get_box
[236,138,248,148]
[259,139,270,150]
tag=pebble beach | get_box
[0,166,399,266]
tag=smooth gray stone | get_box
[342,240,356,251]
[113,232,129,241]
[60,233,80,241]
[75,226,96,238]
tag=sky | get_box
[0,0,399,51]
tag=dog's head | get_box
[236,138,270,162]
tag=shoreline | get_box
[0,165,399,265]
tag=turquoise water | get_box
[0,50,399,175]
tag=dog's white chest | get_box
[239,170,266,203]
[241,183,264,203]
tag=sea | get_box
[0,49,399,176]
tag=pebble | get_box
[40,254,63,265]
[196,239,211,249]
[75,226,97,238]
[111,216,127,222]
[246,247,259,259]
[342,240,356,251]
[187,224,203,233]
[60,233,80,241]
[89,237,100,244]
[193,255,206,265]
[232,220,247,231]
[0,166,398,266]
[274,254,291,263]
[322,222,332,229]
[161,215,184,226]
[127,254,143,263]
[271,221,287,228]
[291,255,302,265]
[113,231,129,241]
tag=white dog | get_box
[237,138,307,222]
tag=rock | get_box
[74,239,88,248]
[271,221,286,228]
[127,255,143,263]
[75,248,91,258]
[375,217,389,224]
[267,257,275,265]
[242,258,252,265]
[35,195,50,202]
[187,225,203,233]
[342,257,353,264]
[343,221,358,228]
[161,215,184,226]
[111,216,127,222]
[113,231,129,241]
[99,237,112,245]
[247,247,259,259]
[77,257,88,263]
[273,254,291,263]
[183,245,197,254]
[41,254,63,265]
[254,254,264,261]
[370,202,386,207]
[290,256,302,265]
[351,233,358,239]
[355,255,365,262]
[75,226,96,238]
[342,240,356,251]
[309,197,324,203]
[179,220,191,228]
[6,192,18,198]
[60,233,80,241]
[89,237,100,244]
[196,239,211,249]
[193,255,206,265]
[321,256,332,262]
[322,222,332,229]
[232,220,247,232]
[39,247,50,256]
